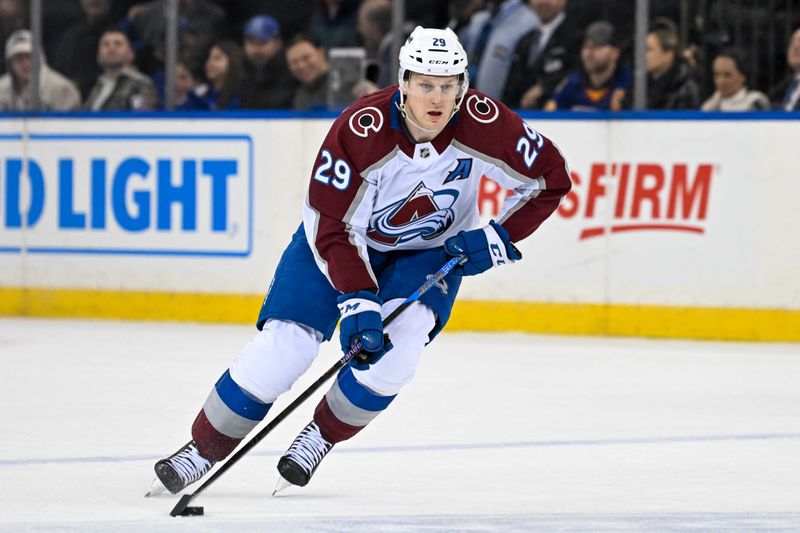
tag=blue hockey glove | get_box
[443,220,522,277]
[337,290,393,370]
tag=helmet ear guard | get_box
[396,26,470,121]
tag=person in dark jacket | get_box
[129,0,226,74]
[308,0,361,49]
[239,14,297,109]
[768,26,800,111]
[503,0,582,109]
[51,0,115,99]
[286,34,330,111]
[624,23,700,110]
[544,20,631,111]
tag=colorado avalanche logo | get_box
[465,94,499,124]
[367,182,458,246]
[349,106,384,138]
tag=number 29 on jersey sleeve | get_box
[313,149,353,191]
[515,121,545,169]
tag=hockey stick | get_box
[169,254,465,517]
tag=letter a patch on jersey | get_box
[443,158,473,184]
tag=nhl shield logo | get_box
[419,147,431,159]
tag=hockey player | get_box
[153,25,571,495]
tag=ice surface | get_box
[1,318,798,532]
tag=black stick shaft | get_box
[169,256,462,516]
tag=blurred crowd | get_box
[1,0,799,112]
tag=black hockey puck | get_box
[170,495,204,517]
[179,506,204,516]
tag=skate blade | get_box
[145,477,169,498]
[272,476,293,496]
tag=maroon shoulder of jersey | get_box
[324,86,402,176]
[453,89,572,242]
[306,86,401,294]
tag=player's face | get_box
[788,29,800,72]
[402,73,460,137]
[712,56,745,98]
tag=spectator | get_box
[357,0,391,61]
[52,0,116,99]
[459,0,540,99]
[129,0,226,74]
[623,22,700,110]
[286,34,330,111]
[189,41,244,110]
[701,48,769,111]
[147,32,190,105]
[239,14,297,109]
[545,20,630,111]
[309,0,362,49]
[769,27,800,111]
[350,0,393,98]
[0,0,27,77]
[134,17,214,94]
[84,29,158,110]
[225,1,315,43]
[503,0,581,109]
[169,58,205,109]
[449,0,488,34]
[0,29,81,111]
[373,21,417,89]
[41,1,85,64]
[359,0,424,91]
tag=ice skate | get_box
[275,421,333,492]
[153,441,215,494]
[144,476,169,497]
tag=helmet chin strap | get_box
[396,101,439,136]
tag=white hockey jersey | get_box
[302,86,571,294]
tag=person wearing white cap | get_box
[0,29,81,111]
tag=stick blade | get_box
[169,494,195,517]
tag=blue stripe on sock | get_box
[336,367,396,412]
[214,370,272,421]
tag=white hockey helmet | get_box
[398,26,469,80]
[397,26,469,119]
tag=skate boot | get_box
[154,441,215,494]
[276,421,334,488]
